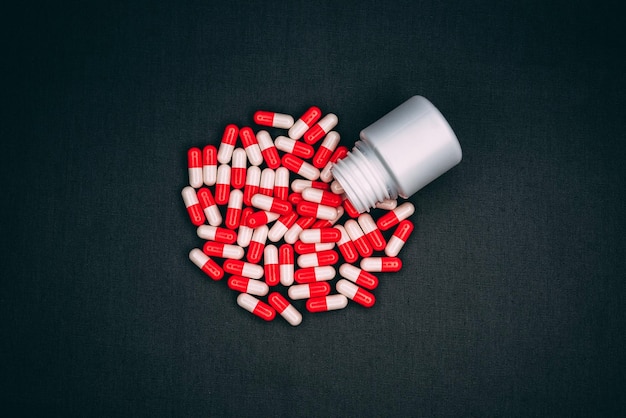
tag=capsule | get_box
[189,248,223,280]
[245,210,280,228]
[358,213,386,251]
[288,106,322,140]
[287,282,331,300]
[305,294,348,313]
[319,146,348,183]
[202,145,217,186]
[294,241,335,255]
[237,208,254,247]
[263,244,280,286]
[375,199,398,210]
[338,263,379,290]
[253,110,295,129]
[360,257,402,272]
[268,292,302,326]
[230,148,247,189]
[283,216,316,244]
[291,179,330,193]
[299,227,341,244]
[202,241,245,260]
[182,186,206,226]
[215,164,231,205]
[385,220,414,257]
[237,293,275,321]
[247,225,268,264]
[282,154,320,181]
[268,211,299,242]
[304,113,339,145]
[223,259,264,279]
[336,279,375,308]
[187,147,203,188]
[312,131,340,168]
[342,197,360,218]
[294,266,336,283]
[335,225,359,263]
[196,225,237,244]
[297,250,339,268]
[296,201,338,221]
[330,180,344,195]
[376,202,415,231]
[228,276,269,296]
[239,126,263,166]
[259,168,275,196]
[243,165,261,206]
[301,187,343,207]
[256,130,281,169]
[279,244,295,286]
[225,189,243,230]
[344,219,373,258]
[288,192,303,205]
[274,167,290,201]
[251,194,293,215]
[274,136,315,159]
[217,124,238,164]
[196,187,222,226]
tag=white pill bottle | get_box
[331,96,462,213]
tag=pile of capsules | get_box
[182,107,415,326]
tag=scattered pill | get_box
[245,210,280,228]
[196,187,222,226]
[357,213,386,251]
[376,202,415,231]
[311,206,344,228]
[338,263,378,290]
[279,243,295,286]
[291,179,330,193]
[217,124,238,164]
[188,147,203,188]
[203,145,218,186]
[385,220,413,257]
[182,186,206,226]
[342,197,360,218]
[225,189,244,230]
[237,208,254,247]
[228,276,269,296]
[254,110,295,129]
[243,165,261,206]
[293,241,336,254]
[223,259,264,279]
[288,192,303,205]
[287,282,331,300]
[237,293,275,321]
[294,266,336,283]
[251,194,293,215]
[274,136,315,159]
[189,248,224,280]
[196,225,237,244]
[301,187,343,207]
[203,241,245,260]
[312,131,340,168]
[247,225,268,264]
[282,154,320,181]
[239,126,264,166]
[360,257,402,272]
[263,244,280,286]
[305,294,348,313]
[297,250,339,268]
[304,113,338,145]
[335,225,359,264]
[215,164,231,205]
[268,292,302,326]
[297,201,338,220]
[256,130,281,169]
[274,167,290,201]
[259,168,275,196]
[344,219,373,258]
[336,279,375,308]
[299,227,341,244]
[289,106,322,140]
[230,148,247,189]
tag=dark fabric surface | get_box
[2,1,625,416]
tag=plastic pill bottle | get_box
[331,96,462,213]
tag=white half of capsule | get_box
[237,224,253,247]
[359,258,385,272]
[312,204,338,221]
[280,262,294,286]
[288,284,315,300]
[344,219,365,240]
[189,248,210,269]
[217,142,234,165]
[297,253,328,268]
[245,279,269,296]
[322,294,348,310]
[244,141,264,167]
[216,164,231,185]
[203,203,222,227]
[264,244,278,264]
[274,167,289,188]
[272,114,295,129]
[291,179,316,193]
[256,130,275,151]
[375,199,398,210]
[283,223,304,244]
[268,220,289,242]
[336,279,360,299]
[338,263,362,283]
[231,148,247,169]
[288,119,309,140]
[330,180,344,194]
[260,168,275,191]
[203,162,217,186]
[246,165,261,187]
[315,113,339,133]
[278,303,302,326]
[274,136,298,154]
[220,244,245,260]
[384,235,406,257]
[189,166,203,188]
[335,225,351,245]
[318,131,340,151]
[296,161,320,181]
[237,293,260,313]
[250,225,269,245]
[392,202,416,220]
[357,213,378,234]
[181,186,199,208]
[228,189,243,209]
[308,266,336,281]
[240,262,264,279]
[299,229,328,244]
[197,225,220,241]
[302,242,336,252]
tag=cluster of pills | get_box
[182,107,415,326]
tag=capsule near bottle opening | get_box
[331,96,462,213]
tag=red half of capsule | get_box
[304,125,327,145]
[343,198,360,218]
[222,259,244,275]
[243,184,259,206]
[279,243,294,264]
[300,106,322,127]
[221,124,239,145]
[329,146,348,163]
[253,110,275,126]
[294,267,332,284]
[213,227,237,244]
[225,206,242,230]
[261,147,281,169]
[352,286,376,308]
[319,227,342,242]
[200,257,223,280]
[312,219,332,228]
[247,241,265,264]
[296,201,321,218]
[253,300,276,321]
[311,250,339,266]
[196,187,217,208]
[376,211,400,231]
[393,220,414,240]
[355,270,379,290]
[231,167,246,189]
[188,147,202,168]
[202,241,228,258]
[274,186,289,201]
[267,292,290,313]
[365,230,387,251]
[288,193,303,205]
[281,153,304,174]
[203,145,217,165]
[353,236,374,258]
[264,263,280,286]
[291,141,315,159]
[228,276,253,293]
[239,126,258,148]
[186,203,205,226]
[312,146,332,168]
[246,211,274,228]
[294,241,327,254]
[305,282,332,298]
[338,240,359,263]
[381,257,402,272]
[214,182,230,206]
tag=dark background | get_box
[2,0,625,416]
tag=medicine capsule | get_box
[291,179,330,193]
[376,202,415,231]
[230,148,247,189]
[287,282,331,300]
[182,186,206,226]
[283,216,316,244]
[288,192,303,205]
[385,220,414,257]
[358,213,386,251]
[189,248,224,280]
[304,113,339,145]
[196,187,222,226]
[217,124,238,164]
[215,164,231,205]
[294,266,336,283]
[301,187,343,207]
[239,126,264,166]
[274,136,315,159]
[228,276,269,297]
[225,189,243,230]
[375,199,398,210]
[279,244,295,286]
[320,145,348,183]
[344,219,373,258]
[203,241,245,260]
[256,130,281,169]
[360,256,402,272]
[243,166,261,206]
[237,293,275,321]
[247,224,268,264]
[299,227,342,243]
[223,259,264,279]
[336,279,375,308]
[311,206,344,228]
[282,154,320,181]
[268,211,299,242]
[253,110,295,129]
[274,167,290,201]
[342,198,360,218]
[196,225,237,244]
[268,292,302,326]
[288,106,322,140]
[297,201,338,221]
[187,147,203,188]
[202,145,217,186]
[294,241,335,254]
[251,194,293,215]
[335,225,359,263]
[312,131,340,168]
[237,208,254,247]
[297,250,339,268]
[338,263,379,290]
[263,244,280,286]
[305,294,348,313]
[330,180,344,195]
[259,168,275,196]
[245,210,280,228]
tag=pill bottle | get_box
[331,95,462,213]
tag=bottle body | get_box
[331,96,462,213]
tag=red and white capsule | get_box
[274,167,290,201]
[338,263,379,290]
[335,225,359,263]
[299,227,341,244]
[297,201,338,221]
[203,145,217,186]
[282,154,320,181]
[228,276,269,296]
[297,250,339,268]
[274,136,315,159]
[342,198,360,218]
[254,110,295,129]
[237,208,254,247]
[279,244,295,286]
[294,266,336,284]
[187,147,203,188]
[196,225,237,244]
[376,202,415,231]
[344,219,373,258]
[189,248,223,280]
[385,219,414,257]
[202,241,245,260]
[245,210,280,228]
[283,216,316,244]
[256,130,281,169]
[223,259,264,279]
[288,106,322,140]
[311,206,344,228]
[358,213,386,251]
[304,113,338,145]
[251,194,293,216]
[268,292,302,326]
[301,187,343,207]
[225,189,243,230]
[268,211,299,242]
[237,293,275,321]
[312,131,340,168]
[291,179,330,193]
[360,257,402,272]
[294,241,335,255]
[259,168,275,196]
[243,166,261,206]
[336,279,375,308]
[217,124,238,164]
[263,244,280,286]
[320,145,348,183]
[287,282,331,300]
[182,186,205,226]
[305,294,348,313]
[230,148,247,189]
[239,126,263,166]
[196,187,222,226]
[215,164,231,205]
[246,225,268,264]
